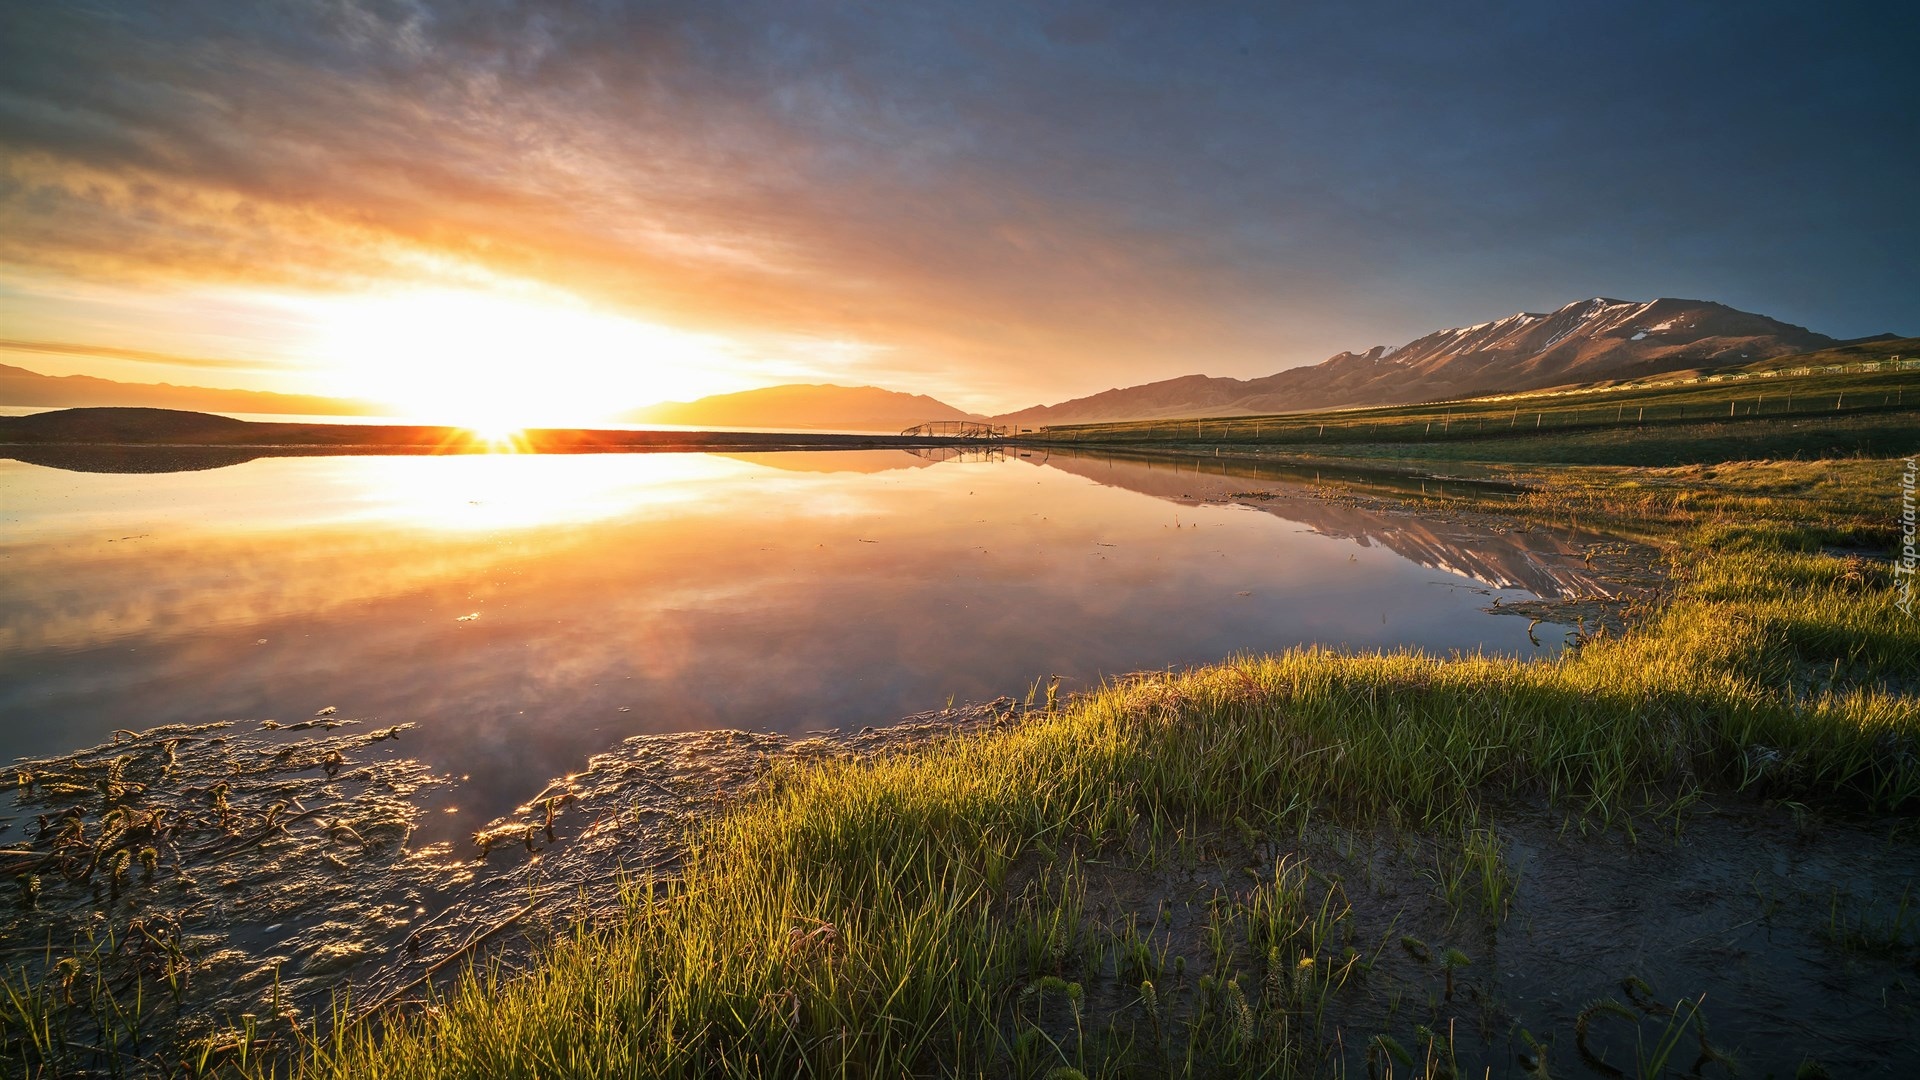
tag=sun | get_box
[297,287,742,429]
[466,423,526,447]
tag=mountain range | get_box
[991,297,1880,427]
[621,383,982,431]
[1,297,1898,429]
[0,362,383,417]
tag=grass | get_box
[152,454,1911,1079]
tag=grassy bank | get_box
[1022,359,1920,467]
[218,454,1919,1080]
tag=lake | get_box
[0,447,1610,844]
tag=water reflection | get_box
[3,444,266,473]
[1030,450,1611,597]
[1,449,1585,840]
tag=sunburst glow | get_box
[296,288,744,430]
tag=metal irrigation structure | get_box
[905,445,1005,463]
[900,420,1007,439]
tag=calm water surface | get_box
[1,449,1603,837]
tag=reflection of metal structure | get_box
[905,445,1005,463]
[900,420,1006,438]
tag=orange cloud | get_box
[0,337,286,371]
[0,5,1365,412]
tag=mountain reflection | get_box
[1033,450,1610,598]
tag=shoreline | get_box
[0,702,1021,1052]
[0,410,988,452]
[0,406,1014,472]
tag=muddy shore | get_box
[1,703,1017,1060]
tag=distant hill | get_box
[0,362,382,416]
[994,297,1888,427]
[622,383,983,432]
[1719,334,1916,373]
[0,406,257,442]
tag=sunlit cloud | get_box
[284,286,753,426]
[0,338,284,371]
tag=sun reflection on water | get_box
[340,451,749,531]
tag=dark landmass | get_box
[0,408,993,473]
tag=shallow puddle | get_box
[1038,802,1917,1078]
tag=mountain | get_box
[623,383,983,432]
[0,363,381,416]
[995,297,1866,427]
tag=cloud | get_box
[0,2,1394,406]
[0,1,1913,409]
[0,338,287,370]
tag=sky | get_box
[1,1,1915,421]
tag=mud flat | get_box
[0,704,1013,1068]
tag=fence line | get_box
[1035,361,1915,444]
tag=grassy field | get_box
[166,452,1907,1078]
[1021,347,1920,468]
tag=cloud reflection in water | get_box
[0,450,1586,835]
